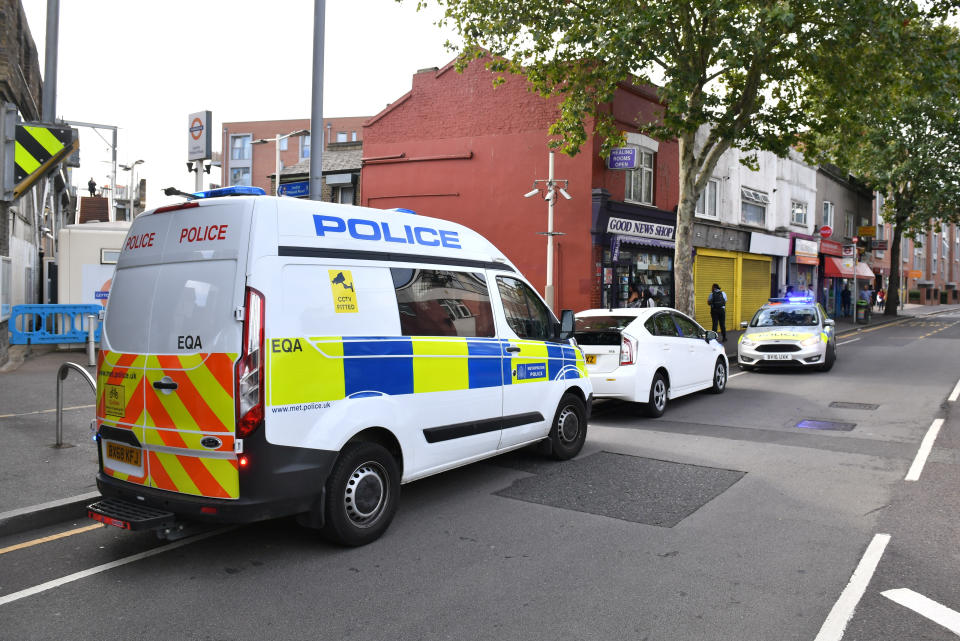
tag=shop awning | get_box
[823,256,875,279]
[616,234,675,249]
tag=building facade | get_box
[0,0,44,364]
[361,58,680,314]
[221,116,368,194]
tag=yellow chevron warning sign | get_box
[13,123,77,198]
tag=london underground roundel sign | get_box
[819,225,833,239]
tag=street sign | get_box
[858,225,876,237]
[819,225,833,238]
[907,270,922,278]
[842,244,855,257]
[278,180,309,198]
[187,110,212,161]
[871,239,888,250]
[606,147,639,170]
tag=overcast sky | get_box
[21,0,457,207]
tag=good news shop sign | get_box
[607,216,675,241]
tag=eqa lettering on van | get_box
[87,186,592,546]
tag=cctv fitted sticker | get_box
[329,270,358,313]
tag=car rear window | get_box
[574,315,633,345]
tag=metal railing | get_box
[56,362,96,448]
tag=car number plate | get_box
[106,442,141,467]
[765,354,793,361]
[585,355,596,364]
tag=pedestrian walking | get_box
[877,288,885,311]
[626,283,641,308]
[708,283,727,342]
[642,288,656,308]
[87,177,97,197]
[841,285,852,317]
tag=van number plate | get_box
[764,354,793,361]
[585,355,596,364]
[106,442,141,467]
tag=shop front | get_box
[790,235,820,295]
[821,248,875,318]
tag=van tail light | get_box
[620,334,635,366]
[235,287,265,438]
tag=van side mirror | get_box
[559,309,575,340]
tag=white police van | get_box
[87,187,591,545]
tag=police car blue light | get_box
[191,186,266,199]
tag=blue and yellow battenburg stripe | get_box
[268,336,586,406]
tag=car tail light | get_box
[620,335,635,366]
[235,287,265,438]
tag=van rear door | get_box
[97,200,252,499]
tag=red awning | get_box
[823,256,875,279]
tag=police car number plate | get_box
[765,354,793,361]
[585,355,596,364]
[106,442,141,467]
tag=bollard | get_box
[87,314,96,367]
[56,362,96,447]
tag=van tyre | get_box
[320,442,400,547]
[645,371,668,418]
[547,393,587,460]
[710,358,727,394]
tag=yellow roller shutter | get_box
[739,258,771,324]
[694,254,736,330]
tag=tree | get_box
[406,0,919,316]
[804,18,960,314]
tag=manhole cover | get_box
[796,419,856,431]
[829,402,879,410]
[495,451,745,528]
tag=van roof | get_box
[141,195,517,272]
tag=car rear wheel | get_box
[319,442,400,547]
[710,358,727,393]
[645,371,668,418]
[546,393,588,460]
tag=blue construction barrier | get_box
[8,304,102,345]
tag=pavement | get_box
[1,302,958,539]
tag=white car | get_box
[574,308,728,417]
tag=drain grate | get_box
[796,419,856,431]
[829,402,879,410]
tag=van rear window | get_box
[391,268,494,337]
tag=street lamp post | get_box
[119,159,143,220]
[524,150,571,311]
[252,129,310,196]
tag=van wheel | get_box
[645,371,668,418]
[320,442,399,547]
[547,393,587,460]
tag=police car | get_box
[737,297,837,371]
[87,186,592,546]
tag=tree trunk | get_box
[886,221,904,315]
[675,134,699,317]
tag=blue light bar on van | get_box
[768,296,814,304]
[191,186,266,199]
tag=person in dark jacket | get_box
[87,177,97,197]
[708,283,727,342]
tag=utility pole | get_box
[309,0,326,201]
[524,150,571,311]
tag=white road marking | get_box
[0,527,232,607]
[838,338,861,346]
[813,533,891,641]
[882,588,960,635]
[728,371,748,378]
[0,404,94,419]
[948,377,960,402]
[905,419,945,481]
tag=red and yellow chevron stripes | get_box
[96,350,240,499]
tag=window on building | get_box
[496,276,555,341]
[391,269,494,337]
[845,212,855,238]
[351,131,358,141]
[230,135,251,161]
[279,137,288,151]
[822,201,834,229]
[695,179,719,218]
[300,135,311,159]
[337,131,348,143]
[624,147,655,205]
[741,188,769,226]
[791,201,808,226]
[230,167,251,187]
[336,186,355,205]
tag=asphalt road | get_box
[0,314,957,641]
